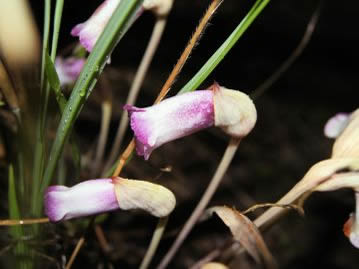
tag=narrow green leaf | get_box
[8,165,25,256]
[37,0,144,215]
[45,53,67,110]
[8,165,21,223]
[45,53,60,93]
[179,0,270,94]
[40,0,51,92]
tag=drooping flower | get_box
[71,0,173,52]
[124,83,257,160]
[55,56,85,86]
[254,108,359,249]
[44,177,176,222]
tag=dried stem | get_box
[104,18,168,173]
[250,2,321,100]
[65,237,85,269]
[90,100,112,177]
[139,216,169,269]
[157,138,241,269]
[0,218,49,226]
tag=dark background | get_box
[9,0,359,268]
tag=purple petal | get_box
[44,179,119,222]
[124,90,214,160]
[324,113,351,139]
[55,57,86,86]
[70,0,121,52]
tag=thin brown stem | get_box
[94,224,112,253]
[90,100,112,177]
[157,138,241,269]
[112,139,136,177]
[0,218,49,226]
[250,2,321,100]
[65,237,85,269]
[154,0,223,104]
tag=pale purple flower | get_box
[71,0,122,52]
[71,0,173,52]
[125,83,257,160]
[55,57,85,86]
[125,90,214,160]
[324,112,351,139]
[44,177,176,222]
[45,179,119,222]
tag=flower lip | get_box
[212,82,257,138]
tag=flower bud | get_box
[332,109,359,158]
[324,113,350,139]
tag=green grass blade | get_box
[40,0,51,92]
[8,165,26,263]
[45,53,67,110]
[178,0,270,94]
[50,0,64,61]
[37,0,144,214]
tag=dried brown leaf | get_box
[207,206,277,269]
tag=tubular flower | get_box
[71,0,173,52]
[125,83,257,160]
[44,177,176,222]
[71,0,122,52]
[55,56,85,86]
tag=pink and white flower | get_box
[44,177,176,222]
[71,0,122,52]
[125,83,257,160]
[324,112,351,139]
[71,0,173,52]
[55,56,85,86]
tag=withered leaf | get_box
[207,206,276,269]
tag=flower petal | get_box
[44,179,119,222]
[213,83,257,138]
[113,177,176,217]
[71,0,121,52]
[55,57,86,86]
[332,109,359,158]
[125,90,214,160]
[324,113,350,139]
